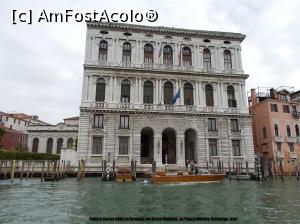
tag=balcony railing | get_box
[231,129,241,133]
[90,61,241,74]
[286,136,296,143]
[90,102,242,114]
[290,152,297,159]
[274,136,283,142]
[277,151,284,158]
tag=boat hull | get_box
[151,174,225,183]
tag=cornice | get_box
[87,22,246,42]
[83,64,249,79]
[80,107,251,118]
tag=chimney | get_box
[270,88,276,99]
[250,88,257,106]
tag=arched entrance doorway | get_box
[184,129,197,162]
[162,128,176,164]
[140,127,154,164]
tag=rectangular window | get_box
[120,115,129,129]
[276,142,281,152]
[92,137,102,154]
[232,140,241,156]
[282,105,290,113]
[209,139,218,156]
[270,104,278,112]
[119,136,129,155]
[279,94,287,101]
[14,119,16,124]
[94,114,103,128]
[288,143,294,152]
[6,117,8,121]
[231,119,239,132]
[208,118,217,132]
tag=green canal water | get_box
[0,178,300,224]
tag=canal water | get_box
[0,178,300,224]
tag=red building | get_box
[249,87,300,175]
[0,125,26,150]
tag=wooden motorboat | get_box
[115,168,133,182]
[151,171,225,183]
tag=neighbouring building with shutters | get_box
[75,22,255,169]
[249,87,300,175]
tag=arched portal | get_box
[162,128,176,164]
[140,127,154,164]
[184,129,197,162]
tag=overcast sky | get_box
[1,0,300,124]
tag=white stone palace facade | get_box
[77,22,255,169]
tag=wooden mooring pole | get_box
[41,160,45,182]
[20,160,25,181]
[10,160,16,183]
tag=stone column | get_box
[195,82,199,106]
[241,83,247,109]
[237,47,243,71]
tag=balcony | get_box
[277,151,284,159]
[165,105,174,111]
[290,152,297,159]
[94,102,105,108]
[119,103,132,109]
[286,136,296,143]
[88,61,242,75]
[143,104,153,110]
[231,129,241,133]
[274,136,283,142]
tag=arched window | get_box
[32,138,39,153]
[287,125,291,137]
[46,138,53,154]
[164,81,173,105]
[144,44,153,64]
[121,79,130,103]
[56,138,63,154]
[182,47,192,66]
[163,45,173,65]
[99,40,108,61]
[295,125,300,136]
[122,42,131,64]
[143,81,153,104]
[274,124,279,137]
[205,84,214,106]
[224,50,232,69]
[184,83,193,105]
[95,78,106,102]
[263,126,267,139]
[203,48,211,69]
[67,138,74,149]
[227,86,237,108]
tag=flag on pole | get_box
[171,89,181,104]
[158,43,163,58]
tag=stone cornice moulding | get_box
[87,22,246,42]
[83,64,250,79]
